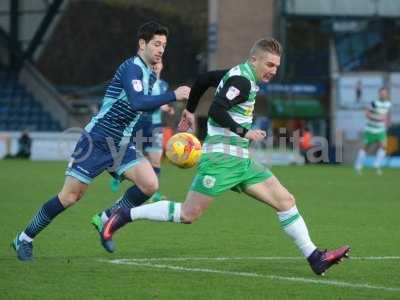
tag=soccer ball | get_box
[165,132,202,168]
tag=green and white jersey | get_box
[365,100,391,134]
[203,61,259,159]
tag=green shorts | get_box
[190,152,273,197]
[363,131,387,145]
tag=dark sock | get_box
[106,207,132,236]
[104,167,161,217]
[120,207,132,222]
[24,196,65,239]
[105,185,151,217]
[153,167,161,178]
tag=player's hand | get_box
[244,129,266,141]
[161,104,175,115]
[174,86,191,101]
[178,109,195,132]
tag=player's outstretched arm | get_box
[122,61,187,111]
[186,69,228,113]
[160,104,175,115]
[174,86,191,101]
[179,69,227,132]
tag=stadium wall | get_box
[200,0,276,117]
[208,0,275,69]
[19,61,80,129]
[0,131,79,161]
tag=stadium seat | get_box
[0,69,62,131]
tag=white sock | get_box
[277,206,317,257]
[374,148,386,169]
[19,231,33,243]
[355,148,366,171]
[130,200,181,223]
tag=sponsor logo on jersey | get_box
[226,86,240,100]
[202,175,216,189]
[132,80,143,92]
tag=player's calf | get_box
[180,191,214,223]
[180,204,205,223]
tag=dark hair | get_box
[379,86,388,92]
[137,21,169,43]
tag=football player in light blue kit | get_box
[11,21,191,261]
[91,61,174,243]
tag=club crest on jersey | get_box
[226,86,240,100]
[132,80,143,92]
[202,175,216,189]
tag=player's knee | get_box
[140,179,159,196]
[288,193,296,206]
[151,162,161,169]
[278,192,296,211]
[59,190,84,207]
[149,158,161,169]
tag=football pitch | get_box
[0,160,399,300]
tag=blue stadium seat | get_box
[0,69,63,132]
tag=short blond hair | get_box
[249,37,283,57]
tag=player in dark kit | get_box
[11,21,190,261]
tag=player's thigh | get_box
[244,176,295,212]
[66,132,115,184]
[190,153,245,197]
[146,151,162,168]
[181,191,214,223]
[123,158,158,195]
[58,176,88,207]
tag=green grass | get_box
[0,160,399,299]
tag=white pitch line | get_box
[352,256,400,260]
[109,255,400,263]
[108,260,400,293]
